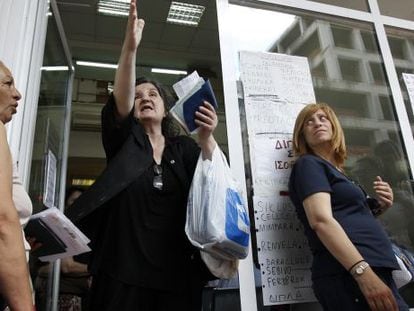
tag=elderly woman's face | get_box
[133,82,166,123]
[0,64,21,124]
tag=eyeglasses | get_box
[153,163,163,190]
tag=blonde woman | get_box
[288,103,408,311]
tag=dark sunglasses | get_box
[153,163,163,190]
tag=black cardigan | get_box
[67,95,214,286]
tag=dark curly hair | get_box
[135,77,180,138]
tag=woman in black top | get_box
[289,103,408,311]
[74,1,218,310]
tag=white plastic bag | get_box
[200,251,239,279]
[185,146,250,260]
[392,255,412,288]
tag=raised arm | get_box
[303,192,397,311]
[113,0,145,119]
[0,123,33,310]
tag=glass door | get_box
[28,1,74,310]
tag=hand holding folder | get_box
[170,72,218,134]
[24,208,90,262]
[24,218,66,258]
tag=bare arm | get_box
[303,192,397,311]
[113,0,145,119]
[196,101,218,160]
[61,257,89,276]
[0,122,33,310]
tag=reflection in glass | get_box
[385,26,414,254]
[378,0,414,22]
[309,0,368,11]
[229,3,414,309]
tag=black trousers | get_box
[89,272,204,311]
[312,268,409,311]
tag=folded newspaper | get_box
[24,208,90,262]
[170,71,218,134]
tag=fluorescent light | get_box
[72,178,95,186]
[151,68,188,75]
[97,0,129,17]
[167,2,205,27]
[41,66,69,71]
[166,18,198,26]
[98,8,129,17]
[76,60,118,69]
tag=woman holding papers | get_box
[0,60,34,310]
[288,103,408,311]
[71,1,218,310]
[35,187,90,311]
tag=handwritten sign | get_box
[402,73,414,116]
[240,51,315,105]
[244,99,305,135]
[254,196,314,305]
[239,51,316,305]
[250,134,295,196]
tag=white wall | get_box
[0,0,48,187]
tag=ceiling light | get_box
[97,0,129,17]
[166,2,205,27]
[151,68,188,75]
[41,66,69,71]
[72,178,95,186]
[76,60,118,69]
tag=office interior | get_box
[2,0,414,310]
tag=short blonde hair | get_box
[292,103,347,168]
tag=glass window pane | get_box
[29,10,72,311]
[307,0,368,11]
[378,0,414,22]
[226,3,414,309]
[386,27,414,127]
[29,15,70,213]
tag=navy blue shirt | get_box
[289,154,398,279]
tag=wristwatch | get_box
[351,261,370,276]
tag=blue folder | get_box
[182,79,218,132]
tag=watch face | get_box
[354,262,369,276]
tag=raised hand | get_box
[373,176,393,210]
[195,101,218,160]
[196,101,218,144]
[114,0,145,118]
[123,0,145,52]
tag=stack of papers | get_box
[24,208,90,262]
[171,71,218,134]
